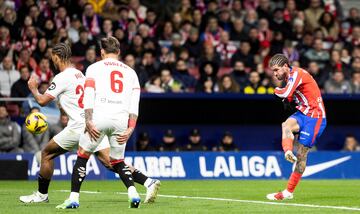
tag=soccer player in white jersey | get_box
[20,43,159,205]
[56,37,143,209]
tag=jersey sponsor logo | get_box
[49,82,56,90]
[288,77,294,82]
[300,156,351,177]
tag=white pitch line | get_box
[56,190,360,212]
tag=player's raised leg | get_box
[20,139,67,203]
[281,117,300,163]
[96,149,160,203]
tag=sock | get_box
[69,192,79,202]
[38,174,50,194]
[287,172,302,193]
[144,178,153,188]
[282,138,293,152]
[71,156,89,193]
[132,169,148,186]
[112,161,135,189]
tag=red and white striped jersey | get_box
[274,66,326,118]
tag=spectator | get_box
[128,0,147,24]
[304,39,330,69]
[54,6,70,30]
[351,72,360,94]
[0,26,11,61]
[0,8,18,40]
[243,9,258,34]
[218,8,232,33]
[346,7,360,27]
[32,57,53,84]
[230,18,247,41]
[256,0,272,21]
[307,61,328,89]
[22,107,50,153]
[99,18,114,38]
[144,8,158,38]
[32,37,48,64]
[41,19,56,40]
[350,57,360,74]
[49,114,68,138]
[244,71,270,94]
[270,8,292,39]
[231,60,248,89]
[199,43,221,69]
[136,132,156,151]
[319,12,339,41]
[184,27,202,62]
[0,56,19,96]
[0,104,21,153]
[304,0,324,32]
[82,3,102,37]
[283,40,300,63]
[10,65,31,99]
[136,50,158,87]
[68,16,81,43]
[145,75,165,93]
[80,48,97,73]
[101,0,120,21]
[231,0,245,20]
[183,128,207,151]
[231,40,255,69]
[16,48,37,71]
[291,18,305,42]
[325,50,351,79]
[342,134,360,152]
[160,68,183,93]
[213,131,239,152]
[218,74,240,93]
[174,59,197,90]
[216,31,237,67]
[324,71,352,94]
[201,15,223,47]
[158,129,179,152]
[72,28,96,57]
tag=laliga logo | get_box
[25,154,100,176]
[199,156,282,178]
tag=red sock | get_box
[287,172,302,193]
[282,138,293,152]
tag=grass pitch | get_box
[0,180,359,213]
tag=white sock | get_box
[69,192,79,202]
[282,189,292,196]
[144,178,152,188]
[128,186,138,198]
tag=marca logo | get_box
[300,156,351,177]
[199,156,281,178]
[125,156,186,178]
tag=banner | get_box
[0,152,359,180]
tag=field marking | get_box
[56,190,360,212]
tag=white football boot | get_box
[144,179,161,203]
[20,191,49,203]
[266,189,294,201]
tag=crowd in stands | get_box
[1,0,360,153]
[0,0,360,98]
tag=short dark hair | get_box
[100,36,120,54]
[269,54,290,67]
[52,43,72,62]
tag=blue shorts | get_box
[290,111,327,148]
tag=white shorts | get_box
[79,119,127,160]
[53,126,110,152]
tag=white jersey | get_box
[45,67,85,130]
[83,58,140,121]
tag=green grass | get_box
[0,180,359,213]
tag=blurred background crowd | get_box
[0,0,360,153]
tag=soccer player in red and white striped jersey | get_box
[266,54,327,201]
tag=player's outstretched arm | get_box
[28,75,54,106]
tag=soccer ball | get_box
[25,112,48,134]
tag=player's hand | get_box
[28,75,39,91]
[116,128,134,144]
[284,150,297,163]
[85,120,100,141]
